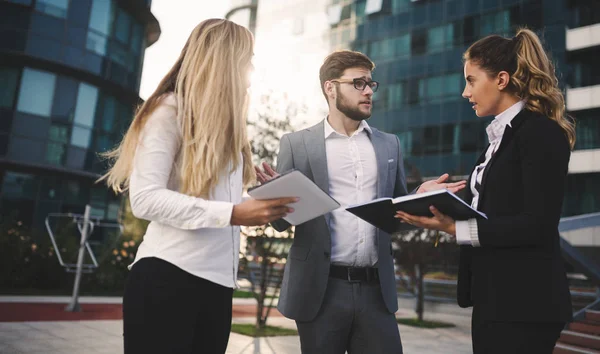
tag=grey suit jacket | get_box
[273,119,408,322]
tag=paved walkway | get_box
[0,296,473,353]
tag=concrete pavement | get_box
[0,296,473,353]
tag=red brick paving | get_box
[0,303,282,322]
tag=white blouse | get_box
[128,94,243,288]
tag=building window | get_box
[70,126,92,148]
[563,173,600,216]
[89,0,113,35]
[480,10,510,37]
[574,109,600,150]
[114,8,132,45]
[0,67,19,109]
[35,0,69,19]
[427,23,454,53]
[391,0,410,14]
[1,172,38,200]
[411,30,427,56]
[16,68,56,117]
[51,77,78,121]
[74,83,98,128]
[388,83,404,110]
[86,31,107,55]
[393,33,410,58]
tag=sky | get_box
[139,0,327,128]
[139,0,232,100]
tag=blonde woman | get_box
[396,28,575,353]
[101,19,296,353]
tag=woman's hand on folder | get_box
[255,162,280,184]
[417,173,466,194]
[231,197,299,226]
[395,206,456,236]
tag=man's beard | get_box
[335,89,371,122]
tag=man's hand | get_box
[417,173,466,194]
[255,162,280,184]
[231,197,298,226]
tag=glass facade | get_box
[0,0,159,230]
[329,0,599,216]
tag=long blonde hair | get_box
[100,19,256,198]
[464,28,576,149]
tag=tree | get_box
[392,228,457,321]
[239,91,305,330]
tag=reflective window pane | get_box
[86,31,107,55]
[0,67,19,109]
[89,0,113,35]
[12,113,50,140]
[8,136,45,163]
[35,0,69,18]
[74,83,98,127]
[100,95,116,132]
[46,141,66,165]
[16,68,56,117]
[130,22,143,54]
[66,146,86,169]
[70,126,92,148]
[1,172,38,200]
[48,124,69,143]
[51,77,78,121]
[114,8,132,44]
[5,0,33,4]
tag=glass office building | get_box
[0,0,160,231]
[326,0,600,217]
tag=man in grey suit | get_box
[255,50,464,354]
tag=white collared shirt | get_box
[324,118,379,266]
[128,94,242,288]
[456,100,525,247]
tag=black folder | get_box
[345,189,487,234]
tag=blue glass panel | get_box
[114,8,132,44]
[67,26,87,48]
[35,0,69,18]
[1,172,39,200]
[46,141,66,165]
[25,36,62,63]
[74,83,98,128]
[12,112,51,140]
[0,67,19,109]
[29,12,64,40]
[66,146,86,169]
[51,77,78,121]
[67,0,91,26]
[70,126,92,148]
[16,68,56,117]
[8,136,45,163]
[89,0,113,35]
[0,108,14,133]
[62,46,86,70]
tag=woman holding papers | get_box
[395,28,575,354]
[100,19,296,354]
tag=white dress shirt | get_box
[456,100,525,246]
[325,118,379,267]
[128,94,243,288]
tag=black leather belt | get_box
[329,265,379,283]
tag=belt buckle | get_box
[347,268,361,283]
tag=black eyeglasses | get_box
[331,78,379,92]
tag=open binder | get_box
[248,169,340,225]
[346,189,487,234]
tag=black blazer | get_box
[457,109,573,323]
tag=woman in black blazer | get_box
[396,28,576,354]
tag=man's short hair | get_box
[319,50,375,100]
